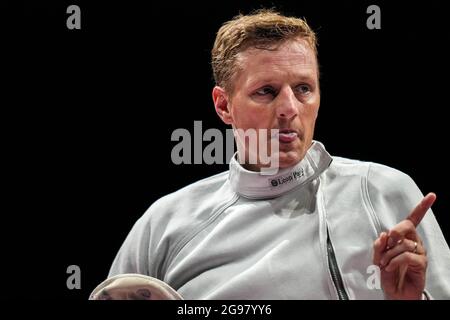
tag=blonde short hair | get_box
[211,9,318,93]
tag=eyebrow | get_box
[247,73,316,89]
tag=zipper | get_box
[326,229,349,300]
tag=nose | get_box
[275,86,299,119]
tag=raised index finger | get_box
[406,192,436,227]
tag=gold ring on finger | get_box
[413,241,418,254]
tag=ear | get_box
[212,86,233,125]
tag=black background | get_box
[1,0,449,299]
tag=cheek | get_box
[232,105,273,129]
[299,102,319,135]
[302,96,320,119]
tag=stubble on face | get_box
[227,39,320,171]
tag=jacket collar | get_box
[228,141,332,199]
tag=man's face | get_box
[215,38,320,170]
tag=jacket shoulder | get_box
[154,170,230,209]
[328,156,412,184]
[108,170,234,277]
[328,156,419,207]
[327,156,372,179]
[142,170,233,223]
[329,157,422,226]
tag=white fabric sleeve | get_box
[108,212,152,278]
[367,163,450,299]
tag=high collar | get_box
[228,141,332,199]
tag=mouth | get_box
[275,128,299,143]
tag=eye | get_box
[296,84,311,94]
[255,86,276,96]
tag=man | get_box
[104,10,450,299]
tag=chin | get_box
[277,150,303,169]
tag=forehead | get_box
[235,39,318,84]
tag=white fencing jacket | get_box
[109,141,450,299]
